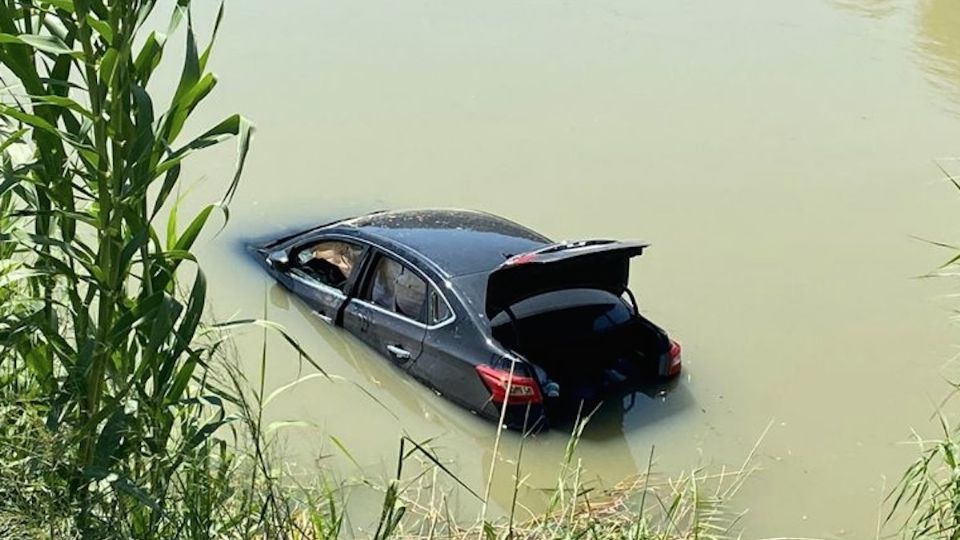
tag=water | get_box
[169,0,960,536]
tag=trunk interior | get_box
[490,289,668,411]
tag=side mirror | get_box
[266,249,290,270]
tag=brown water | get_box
[170,0,960,536]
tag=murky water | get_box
[170,0,960,536]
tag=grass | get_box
[885,391,960,539]
[0,0,269,536]
[883,167,960,540]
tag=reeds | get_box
[881,166,960,540]
[885,393,960,539]
[338,399,762,540]
[0,1,257,536]
[351,415,755,540]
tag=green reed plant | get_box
[887,169,960,540]
[886,396,960,539]
[0,0,271,537]
[370,410,759,540]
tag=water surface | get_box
[171,0,960,536]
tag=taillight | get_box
[667,339,682,376]
[476,364,542,405]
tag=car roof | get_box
[336,209,551,277]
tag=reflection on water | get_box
[916,0,960,109]
[829,0,897,19]
[833,0,960,112]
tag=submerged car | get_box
[253,209,681,431]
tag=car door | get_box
[342,252,426,368]
[404,286,475,397]
[284,238,366,324]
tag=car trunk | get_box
[484,241,669,414]
[490,289,669,410]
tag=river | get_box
[169,0,960,536]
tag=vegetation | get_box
[381,416,754,540]
[0,1,958,540]
[887,408,960,540]
[0,0,279,536]
[886,387,960,540]
[883,176,960,540]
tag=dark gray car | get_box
[253,209,681,431]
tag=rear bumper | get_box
[479,343,682,432]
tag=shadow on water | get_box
[571,378,692,442]
[269,283,490,431]
[479,377,694,514]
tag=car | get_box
[252,208,682,431]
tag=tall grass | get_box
[0,1,271,536]
[887,410,960,539]
[354,410,756,540]
[883,168,960,540]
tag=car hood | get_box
[485,240,648,319]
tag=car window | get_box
[429,288,452,324]
[365,255,427,322]
[294,240,363,291]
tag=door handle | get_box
[357,312,370,331]
[386,345,411,361]
[313,310,333,324]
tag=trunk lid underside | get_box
[485,240,648,319]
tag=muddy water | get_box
[171,0,960,536]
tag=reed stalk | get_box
[0,1,259,536]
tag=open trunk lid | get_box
[485,240,648,318]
